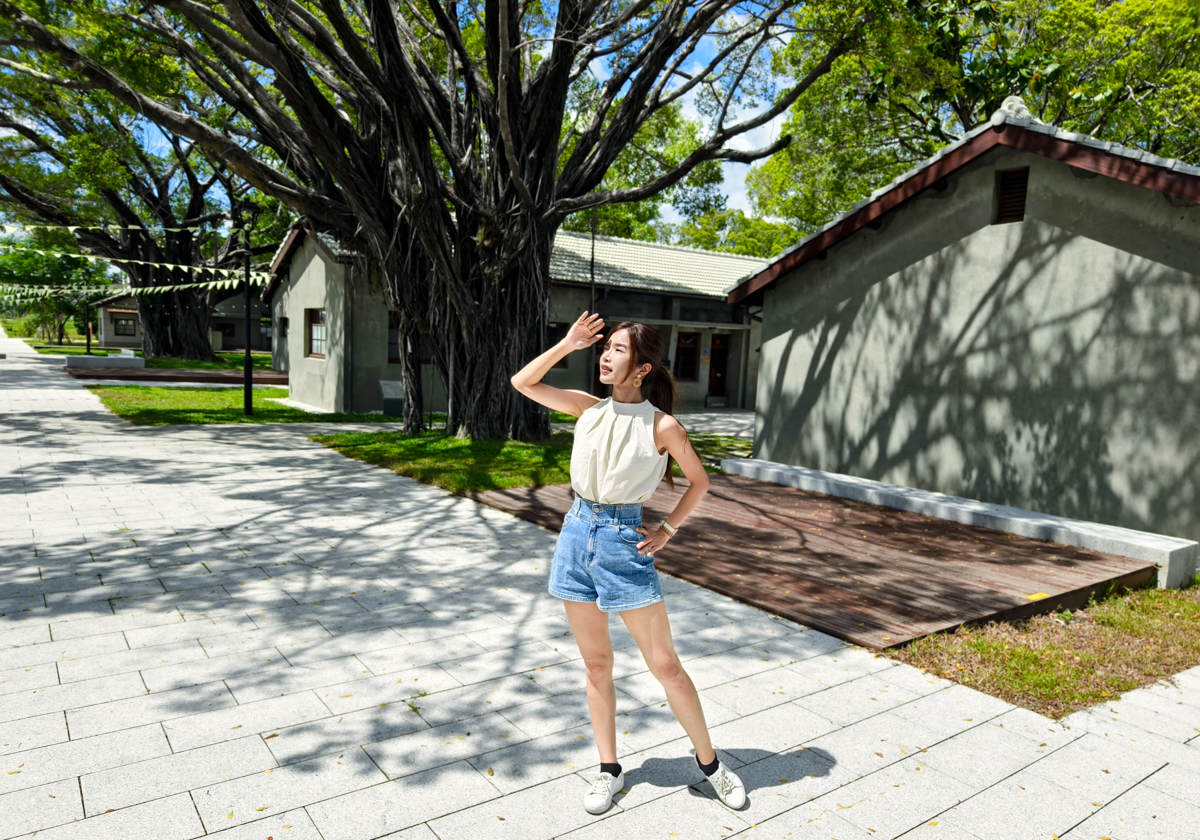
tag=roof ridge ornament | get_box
[990,95,1042,127]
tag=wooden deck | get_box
[470,474,1157,648]
[65,368,289,385]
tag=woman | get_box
[510,310,747,814]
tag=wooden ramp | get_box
[470,474,1157,648]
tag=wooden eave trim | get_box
[725,124,1200,305]
[1003,129,1200,204]
[269,227,306,276]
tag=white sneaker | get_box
[583,770,624,814]
[696,748,746,810]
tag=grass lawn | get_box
[146,353,274,371]
[313,427,752,495]
[87,385,415,426]
[31,345,114,356]
[30,345,274,370]
[313,429,575,495]
[889,575,1200,718]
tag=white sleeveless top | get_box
[570,397,669,504]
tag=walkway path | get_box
[1,326,1197,840]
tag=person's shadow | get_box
[618,747,838,810]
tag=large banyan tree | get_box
[2,0,880,436]
[0,41,285,359]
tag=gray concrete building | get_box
[264,227,767,414]
[725,97,1200,544]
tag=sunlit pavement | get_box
[1,325,1198,840]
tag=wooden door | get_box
[708,334,729,396]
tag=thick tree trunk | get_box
[138,294,174,357]
[427,215,554,441]
[127,265,219,361]
[171,289,220,362]
[397,309,425,435]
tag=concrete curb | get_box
[721,458,1199,589]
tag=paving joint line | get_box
[1058,761,1170,838]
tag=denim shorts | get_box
[548,496,664,613]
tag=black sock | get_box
[600,762,622,777]
[698,754,720,777]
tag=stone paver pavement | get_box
[2,326,1198,839]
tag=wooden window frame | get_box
[113,318,136,337]
[306,308,327,359]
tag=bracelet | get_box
[658,520,677,536]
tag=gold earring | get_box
[633,376,642,387]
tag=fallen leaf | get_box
[487,767,494,776]
[264,734,278,740]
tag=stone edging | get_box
[720,457,1199,589]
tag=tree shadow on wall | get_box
[761,219,1200,542]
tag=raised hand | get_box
[563,310,605,350]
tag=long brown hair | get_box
[609,321,681,488]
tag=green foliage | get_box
[561,100,725,240]
[0,238,111,341]
[87,385,412,426]
[751,0,1200,232]
[665,209,798,258]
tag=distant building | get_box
[725,96,1200,543]
[89,291,270,352]
[263,228,768,414]
[90,292,142,348]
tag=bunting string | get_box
[0,244,270,283]
[1,221,221,235]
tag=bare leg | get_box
[563,600,618,764]
[620,600,716,764]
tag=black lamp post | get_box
[242,222,252,416]
[232,200,260,417]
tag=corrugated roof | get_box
[552,230,767,299]
[725,96,1200,299]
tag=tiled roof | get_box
[266,220,768,303]
[314,231,359,259]
[725,96,1200,300]
[552,230,767,299]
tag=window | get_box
[387,311,402,364]
[259,316,272,338]
[994,167,1029,224]
[306,309,327,358]
[114,318,136,336]
[280,316,289,338]
[547,322,569,369]
[674,332,699,381]
[218,322,235,338]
